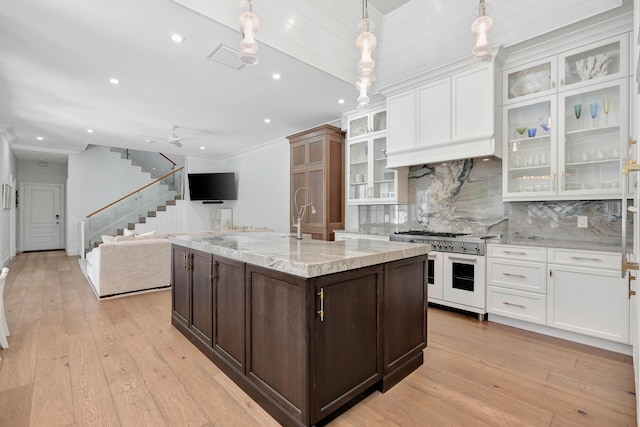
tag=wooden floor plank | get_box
[0,251,634,427]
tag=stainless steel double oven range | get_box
[391,231,494,320]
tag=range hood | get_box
[383,56,504,169]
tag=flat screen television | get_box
[188,172,237,201]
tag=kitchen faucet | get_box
[293,187,316,240]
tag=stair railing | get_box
[83,167,184,250]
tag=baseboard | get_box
[489,314,632,356]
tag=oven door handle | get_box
[447,256,478,263]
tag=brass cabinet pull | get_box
[317,288,325,322]
[629,273,637,299]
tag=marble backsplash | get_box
[357,158,629,245]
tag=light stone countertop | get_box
[169,232,430,278]
[487,236,624,253]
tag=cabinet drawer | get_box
[487,286,546,325]
[548,248,620,270]
[487,259,546,293]
[487,244,547,262]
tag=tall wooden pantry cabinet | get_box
[288,124,345,241]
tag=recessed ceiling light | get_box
[170,33,185,44]
[109,77,120,85]
[200,146,205,150]
[272,73,282,80]
[338,99,345,104]
[87,129,94,133]
[36,136,43,141]
[264,118,271,123]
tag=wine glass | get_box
[574,104,582,129]
[603,98,611,125]
[590,103,598,126]
[540,115,551,135]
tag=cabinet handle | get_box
[551,172,556,192]
[210,262,218,280]
[502,272,526,278]
[551,80,556,89]
[569,256,601,262]
[448,256,477,263]
[629,273,636,299]
[560,78,564,86]
[317,288,325,322]
[503,250,526,255]
[502,301,526,309]
[549,269,552,278]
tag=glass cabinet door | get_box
[559,79,627,197]
[372,110,387,133]
[372,137,393,199]
[503,57,557,104]
[504,97,556,198]
[348,140,369,201]
[559,34,628,91]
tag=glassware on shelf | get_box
[527,127,537,137]
[515,127,527,138]
[574,103,582,129]
[603,98,611,125]
[540,115,551,135]
[590,103,598,125]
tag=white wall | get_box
[222,138,290,232]
[0,131,18,266]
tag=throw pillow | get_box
[101,235,116,244]
[136,230,156,237]
[123,228,135,236]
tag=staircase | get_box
[84,166,185,250]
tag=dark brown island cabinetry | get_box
[171,245,427,427]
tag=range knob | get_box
[460,244,467,252]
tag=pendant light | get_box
[239,0,260,65]
[356,0,377,109]
[471,0,493,62]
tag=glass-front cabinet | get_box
[346,108,407,204]
[503,78,628,200]
[348,109,387,139]
[348,135,401,203]
[504,97,557,197]
[502,33,630,201]
[504,34,628,105]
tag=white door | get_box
[23,184,63,251]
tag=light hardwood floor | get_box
[0,250,635,426]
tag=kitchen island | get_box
[169,232,429,427]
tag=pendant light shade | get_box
[356,1,377,109]
[239,0,260,65]
[471,0,493,62]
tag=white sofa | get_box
[85,234,171,298]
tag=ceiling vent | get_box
[206,43,245,70]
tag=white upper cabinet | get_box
[386,60,502,168]
[345,107,408,205]
[504,34,629,105]
[502,33,631,201]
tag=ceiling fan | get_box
[141,125,192,148]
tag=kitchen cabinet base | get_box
[488,314,631,355]
[380,351,424,393]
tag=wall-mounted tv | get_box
[187,172,237,201]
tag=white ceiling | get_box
[0,0,629,165]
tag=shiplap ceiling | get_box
[0,0,628,164]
